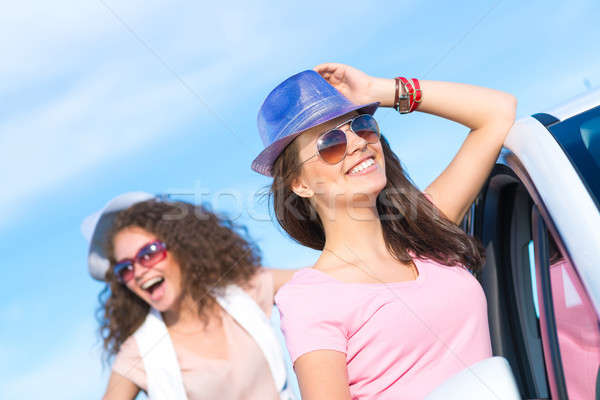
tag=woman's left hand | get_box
[314,63,379,105]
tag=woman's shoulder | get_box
[239,268,275,316]
[112,335,147,390]
[275,268,353,325]
[276,267,342,293]
[418,256,473,276]
[275,268,364,317]
[114,335,141,362]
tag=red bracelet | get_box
[398,77,414,110]
[396,77,413,113]
[396,77,422,113]
[411,78,422,111]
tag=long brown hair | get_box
[97,200,261,361]
[269,134,485,272]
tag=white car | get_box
[457,88,600,399]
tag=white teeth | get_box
[349,158,375,175]
[142,277,164,290]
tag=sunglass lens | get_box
[138,241,166,267]
[317,129,347,164]
[114,262,134,283]
[352,114,380,143]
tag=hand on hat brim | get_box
[314,63,377,106]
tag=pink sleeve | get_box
[112,336,147,391]
[275,284,347,363]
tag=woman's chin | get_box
[347,179,387,200]
[143,286,176,312]
[338,186,386,210]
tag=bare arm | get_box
[265,268,301,301]
[368,77,517,224]
[403,80,516,224]
[294,350,352,400]
[102,371,140,400]
[315,63,517,224]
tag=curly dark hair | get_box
[96,199,261,361]
[270,134,485,273]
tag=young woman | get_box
[83,194,297,399]
[251,64,517,399]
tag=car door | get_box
[467,105,600,399]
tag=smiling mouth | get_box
[142,277,165,295]
[347,157,375,175]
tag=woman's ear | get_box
[290,176,314,198]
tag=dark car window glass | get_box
[548,106,600,209]
[580,116,600,169]
[544,232,600,399]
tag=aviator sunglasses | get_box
[113,240,167,283]
[300,114,381,165]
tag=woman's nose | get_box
[345,125,368,154]
[133,262,150,280]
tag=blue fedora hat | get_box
[252,70,379,176]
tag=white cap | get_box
[81,192,155,281]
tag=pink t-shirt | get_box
[275,257,492,400]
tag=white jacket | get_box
[134,284,295,400]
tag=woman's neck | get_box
[161,295,201,328]
[161,296,225,337]
[320,203,389,260]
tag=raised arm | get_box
[403,80,516,224]
[315,63,517,224]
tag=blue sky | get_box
[1,1,599,398]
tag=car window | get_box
[580,116,600,169]
[548,106,600,209]
[538,229,600,399]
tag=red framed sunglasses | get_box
[300,114,381,165]
[113,240,167,283]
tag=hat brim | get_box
[251,101,379,176]
[81,192,154,281]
